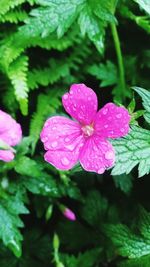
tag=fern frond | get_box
[7,55,29,115]
[2,86,18,113]
[0,9,28,23]
[28,59,70,90]
[0,0,27,16]
[29,88,64,153]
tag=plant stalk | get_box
[111,22,126,103]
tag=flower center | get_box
[81,124,94,137]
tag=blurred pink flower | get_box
[63,207,76,221]
[0,110,22,162]
[40,84,130,174]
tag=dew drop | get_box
[41,136,48,142]
[44,121,49,127]
[103,108,108,115]
[61,157,70,166]
[51,141,58,148]
[65,137,70,142]
[104,124,108,128]
[63,94,68,100]
[93,145,98,151]
[52,126,57,131]
[88,97,91,101]
[116,113,122,119]
[105,151,114,160]
[98,167,105,174]
[70,90,73,95]
[120,128,125,132]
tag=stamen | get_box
[81,124,94,137]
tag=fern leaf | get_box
[0,9,28,23]
[7,55,29,115]
[0,0,27,16]
[28,59,70,90]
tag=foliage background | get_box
[0,0,150,266]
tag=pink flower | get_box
[0,110,22,162]
[58,203,76,221]
[40,84,130,174]
[63,208,76,221]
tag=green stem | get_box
[111,22,126,103]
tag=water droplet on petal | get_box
[70,90,73,95]
[93,145,98,151]
[105,151,114,160]
[65,137,70,142]
[104,124,108,128]
[44,121,49,127]
[116,113,122,119]
[98,167,105,174]
[103,108,108,115]
[121,128,125,132]
[52,126,57,131]
[51,141,58,148]
[88,97,91,101]
[61,157,70,166]
[41,136,48,142]
[63,94,68,100]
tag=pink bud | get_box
[63,208,76,221]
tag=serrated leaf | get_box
[78,5,105,54]
[0,192,28,257]
[111,126,150,177]
[132,87,150,123]
[119,254,150,267]
[81,190,108,226]
[7,55,29,115]
[15,156,61,197]
[112,174,133,194]
[133,0,150,15]
[61,248,102,267]
[88,60,118,86]
[104,223,150,258]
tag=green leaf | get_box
[133,0,150,15]
[78,5,105,54]
[24,0,83,38]
[104,223,150,259]
[88,60,118,86]
[112,174,133,194]
[132,87,150,123]
[111,126,150,177]
[81,190,108,226]
[0,192,29,257]
[15,156,61,197]
[7,55,29,115]
[119,254,150,267]
[0,0,26,15]
[61,248,102,267]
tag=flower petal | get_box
[94,103,130,138]
[40,116,85,151]
[0,110,22,146]
[44,148,80,170]
[0,150,14,162]
[0,123,22,146]
[79,136,115,174]
[62,84,98,125]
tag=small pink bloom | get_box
[40,84,130,174]
[0,110,22,162]
[63,208,76,221]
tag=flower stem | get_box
[110,22,126,103]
